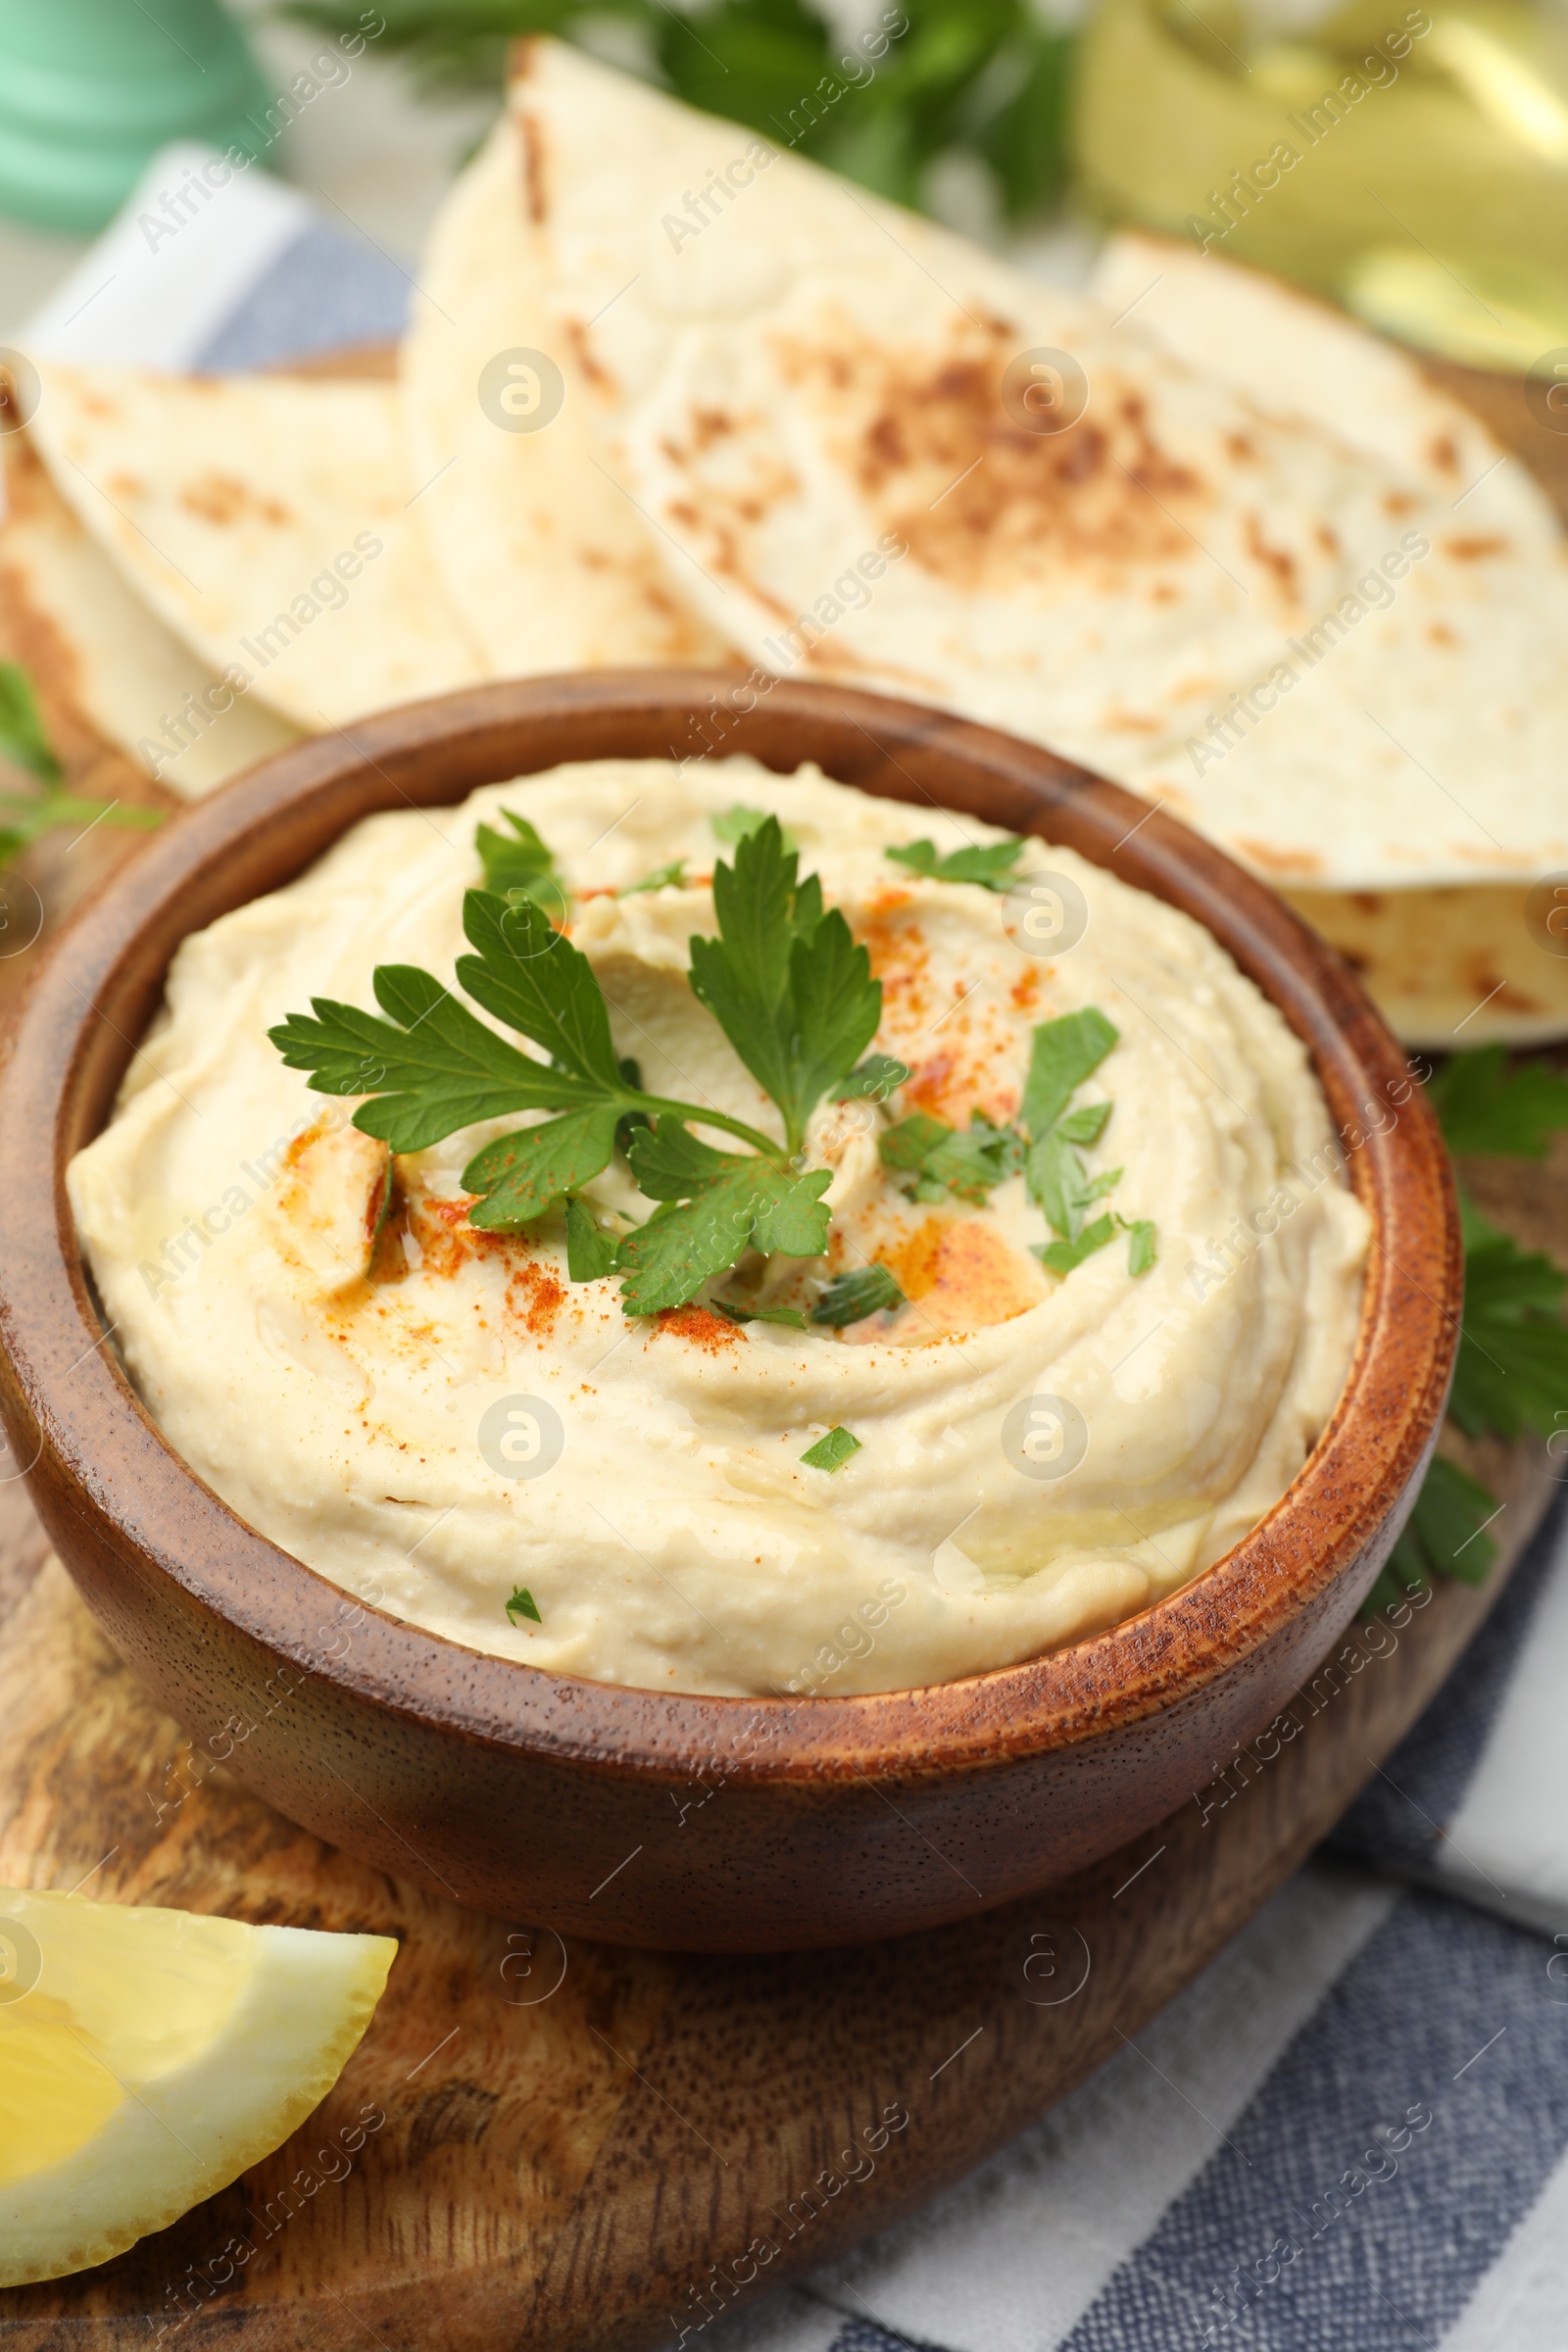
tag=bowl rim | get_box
[0,671,1460,1781]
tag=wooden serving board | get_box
[0,1403,1556,2351]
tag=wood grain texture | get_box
[0,675,1461,1947]
[0,1426,1552,2351]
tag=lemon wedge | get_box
[0,1886,397,2286]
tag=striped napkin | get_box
[23,150,1568,2352]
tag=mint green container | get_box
[0,0,272,233]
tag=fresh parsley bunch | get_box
[0,662,163,869]
[270,814,882,1317]
[1366,1045,1568,1613]
[279,0,1074,221]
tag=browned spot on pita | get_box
[1225,432,1255,463]
[1426,434,1459,475]
[1234,837,1324,879]
[1382,490,1417,515]
[563,317,612,393]
[1244,513,1298,598]
[1465,962,1540,1013]
[1428,621,1457,646]
[108,474,144,502]
[779,316,1211,594]
[516,104,548,223]
[1444,536,1508,561]
[0,432,175,822]
[1102,705,1162,734]
[178,471,293,527]
[654,415,801,609]
[1315,523,1341,556]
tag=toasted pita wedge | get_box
[26,367,487,730]
[403,113,737,676]
[507,39,1568,897]
[1,429,297,795]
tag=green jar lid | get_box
[0,0,273,233]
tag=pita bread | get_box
[0,429,297,797]
[1278,884,1568,1053]
[508,39,1568,896]
[1087,233,1557,540]
[404,114,738,674]
[25,366,488,730]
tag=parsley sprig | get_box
[1365,1046,1568,1614]
[270,815,879,1317]
[279,0,1074,223]
[1,661,163,868]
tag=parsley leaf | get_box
[0,661,61,786]
[710,1297,808,1329]
[1362,1049,1568,1615]
[885,836,1026,891]
[880,1110,1023,1203]
[1447,1195,1568,1442]
[456,889,626,1093]
[619,858,687,897]
[466,1109,621,1229]
[282,0,1073,226]
[1020,1008,1119,1139]
[711,803,795,852]
[1014,1008,1150,1273]
[838,1054,909,1102]
[1363,1455,1499,1617]
[811,1263,906,1326]
[506,1586,542,1625]
[616,1120,832,1316]
[564,1195,619,1280]
[1034,1214,1117,1278]
[0,659,164,868]
[475,807,567,918]
[1430,1045,1568,1158]
[1124,1218,1158,1276]
[688,815,880,1153]
[1027,1131,1122,1241]
[270,960,586,1152]
[801,1425,860,1472]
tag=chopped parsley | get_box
[506,1586,542,1625]
[875,1004,1153,1273]
[880,1110,1024,1204]
[474,807,567,918]
[710,1297,808,1328]
[619,858,687,897]
[838,1054,910,1102]
[811,1264,906,1326]
[885,836,1026,892]
[801,1426,861,1472]
[711,804,795,852]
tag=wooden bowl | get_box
[0,674,1460,1950]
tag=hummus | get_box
[68,759,1369,1697]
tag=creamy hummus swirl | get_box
[69,759,1368,1696]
